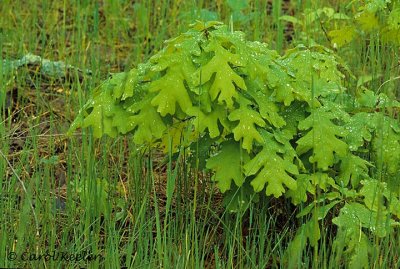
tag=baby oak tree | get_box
[69,21,400,267]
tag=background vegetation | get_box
[1,0,399,268]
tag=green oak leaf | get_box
[338,154,372,187]
[385,195,400,219]
[190,81,213,113]
[328,26,356,47]
[356,11,379,32]
[148,36,200,116]
[285,174,313,205]
[192,39,247,108]
[359,179,387,212]
[344,112,376,151]
[356,89,379,108]
[186,105,228,138]
[333,202,389,238]
[119,69,137,101]
[149,77,190,116]
[271,129,299,161]
[359,179,400,222]
[81,96,116,137]
[268,64,297,106]
[189,20,224,32]
[116,64,151,102]
[104,72,128,100]
[280,46,345,104]
[206,141,250,192]
[280,101,307,139]
[381,26,400,45]
[242,43,280,81]
[149,65,193,116]
[372,115,400,175]
[347,232,371,269]
[88,72,126,98]
[241,44,297,106]
[247,89,286,128]
[150,37,200,78]
[111,106,137,134]
[286,172,337,204]
[188,134,215,170]
[228,97,266,151]
[309,172,337,191]
[130,107,166,144]
[160,121,196,153]
[244,132,298,197]
[296,108,348,170]
[69,74,126,137]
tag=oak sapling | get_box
[69,21,400,266]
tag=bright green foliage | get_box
[372,115,400,175]
[148,36,198,116]
[344,112,376,151]
[187,105,228,138]
[250,90,286,128]
[149,70,193,116]
[127,101,167,145]
[284,217,322,267]
[328,26,356,47]
[338,154,371,187]
[327,0,400,46]
[387,7,400,30]
[297,108,348,170]
[360,179,386,212]
[192,38,247,108]
[81,90,119,138]
[228,96,265,151]
[70,73,130,138]
[280,45,346,102]
[222,181,259,213]
[244,132,298,197]
[69,22,400,268]
[285,174,313,205]
[333,202,390,237]
[309,172,337,191]
[160,121,195,153]
[206,141,249,192]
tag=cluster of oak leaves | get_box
[69,22,400,266]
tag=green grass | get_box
[1,1,399,268]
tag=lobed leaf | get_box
[206,140,250,192]
[228,97,266,151]
[296,108,348,170]
[192,39,247,108]
[244,132,298,197]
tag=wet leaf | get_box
[228,97,266,151]
[297,108,348,170]
[206,140,249,192]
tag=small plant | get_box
[328,0,400,48]
[69,21,400,267]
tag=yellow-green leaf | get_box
[328,26,356,48]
